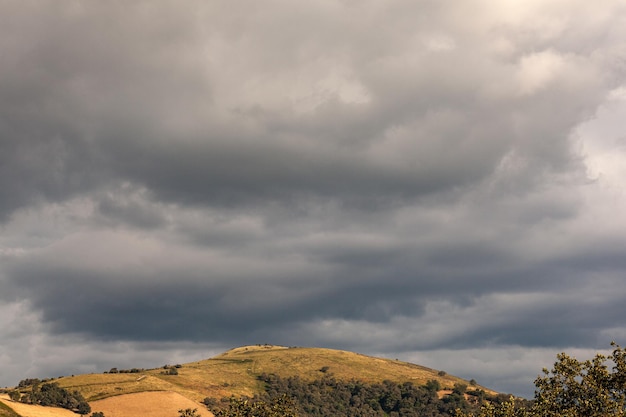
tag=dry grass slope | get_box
[165,344,496,400]
[0,397,22,417]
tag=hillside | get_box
[56,345,493,401]
[1,344,496,417]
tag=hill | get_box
[60,344,494,401]
[0,344,497,417]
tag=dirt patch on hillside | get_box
[90,391,213,417]
[0,395,78,417]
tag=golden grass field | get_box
[0,400,20,417]
[90,391,213,417]
[2,344,496,417]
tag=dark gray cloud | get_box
[1,0,626,399]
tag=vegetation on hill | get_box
[254,373,484,417]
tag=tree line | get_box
[205,373,501,417]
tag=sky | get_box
[1,0,626,399]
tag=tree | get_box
[8,390,21,401]
[425,379,441,392]
[533,342,626,417]
[459,342,626,417]
[453,383,468,395]
[77,400,91,416]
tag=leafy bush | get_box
[203,397,218,408]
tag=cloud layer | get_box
[1,0,626,397]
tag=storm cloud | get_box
[1,0,626,397]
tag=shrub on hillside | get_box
[203,397,218,408]
[8,390,21,401]
[162,367,178,375]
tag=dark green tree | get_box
[8,390,21,401]
[77,400,91,416]
[425,379,441,392]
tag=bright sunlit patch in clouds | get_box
[291,68,371,113]
[515,50,566,95]
[578,85,626,188]
[421,34,457,52]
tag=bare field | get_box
[0,395,76,417]
[90,391,213,417]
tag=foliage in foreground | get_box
[457,342,626,417]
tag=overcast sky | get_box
[1,0,626,398]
